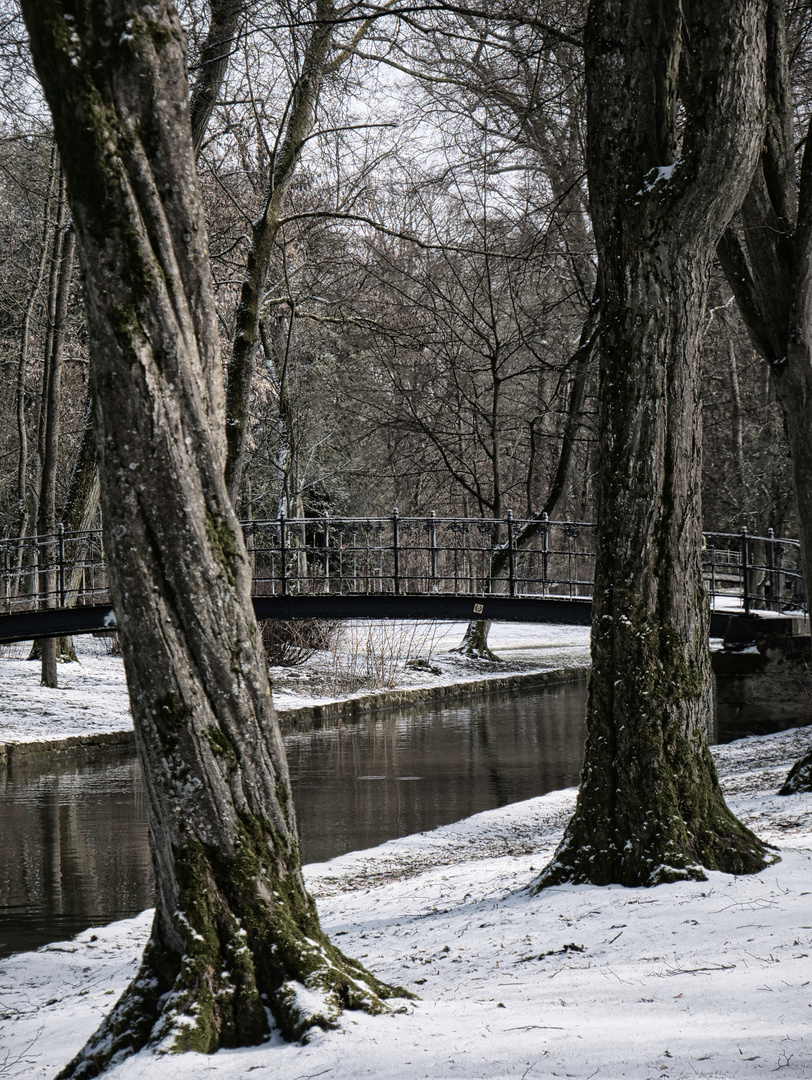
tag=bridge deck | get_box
[0,515,800,644]
[0,593,735,645]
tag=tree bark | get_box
[20,1,402,1074]
[534,0,771,889]
[715,0,812,792]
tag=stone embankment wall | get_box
[0,665,588,765]
[712,617,812,738]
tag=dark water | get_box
[0,682,587,958]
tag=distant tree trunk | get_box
[455,293,599,660]
[13,147,57,568]
[188,0,245,156]
[21,1,402,1075]
[223,0,336,504]
[44,391,100,664]
[33,210,75,687]
[533,0,771,889]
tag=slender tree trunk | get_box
[60,393,101,607]
[224,0,336,504]
[33,174,70,529]
[455,294,599,659]
[728,341,746,490]
[189,0,245,156]
[259,315,297,515]
[13,147,57,579]
[21,1,402,1074]
[534,0,771,889]
[33,217,76,686]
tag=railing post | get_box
[392,506,400,594]
[541,512,548,595]
[709,541,716,607]
[767,527,776,610]
[323,512,330,594]
[279,509,288,596]
[58,522,66,607]
[506,509,515,597]
[429,510,437,592]
[741,526,751,616]
[2,542,9,613]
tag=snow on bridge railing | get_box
[0,514,804,617]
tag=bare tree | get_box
[534,0,771,888]
[20,1,402,1076]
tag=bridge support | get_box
[712,616,812,739]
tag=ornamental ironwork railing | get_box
[0,512,804,617]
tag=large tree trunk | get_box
[534,0,771,889]
[715,0,812,793]
[21,1,401,1075]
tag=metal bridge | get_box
[0,511,803,644]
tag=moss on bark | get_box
[56,813,409,1078]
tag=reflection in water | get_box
[0,752,151,958]
[0,681,588,958]
[286,682,588,864]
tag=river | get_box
[0,681,589,958]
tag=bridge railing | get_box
[0,514,804,616]
[244,512,599,600]
[702,527,804,615]
[1,526,109,615]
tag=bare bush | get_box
[91,629,121,655]
[261,619,338,667]
[326,620,441,694]
[0,641,30,660]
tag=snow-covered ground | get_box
[3,624,812,1077]
[1,725,811,1079]
[0,622,591,745]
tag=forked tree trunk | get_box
[21,2,402,1075]
[715,0,812,793]
[534,0,771,889]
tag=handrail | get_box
[0,513,804,618]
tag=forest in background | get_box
[0,0,803,545]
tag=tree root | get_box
[56,922,411,1079]
[779,748,812,794]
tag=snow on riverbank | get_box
[0,622,590,745]
[1,726,811,1079]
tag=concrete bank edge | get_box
[0,664,588,765]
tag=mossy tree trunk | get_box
[20,2,402,1076]
[715,0,812,789]
[534,0,772,890]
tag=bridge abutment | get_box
[712,616,812,739]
